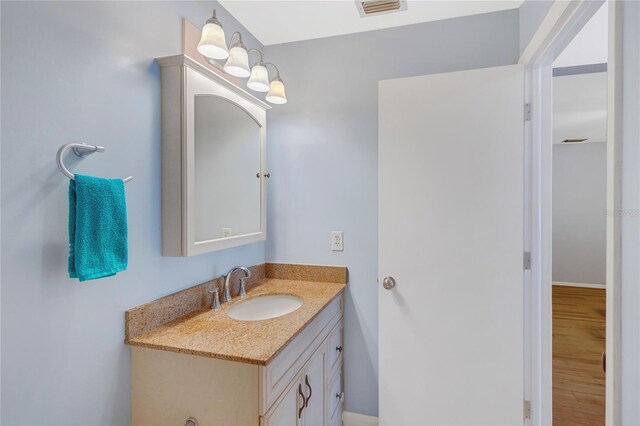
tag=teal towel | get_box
[68,174,128,282]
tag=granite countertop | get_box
[125,278,346,365]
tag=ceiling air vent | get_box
[562,138,589,144]
[356,0,407,17]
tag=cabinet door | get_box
[302,348,325,426]
[264,378,305,426]
[327,369,343,426]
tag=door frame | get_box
[518,1,620,425]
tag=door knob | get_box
[382,276,396,290]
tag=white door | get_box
[379,64,525,425]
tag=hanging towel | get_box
[68,174,128,282]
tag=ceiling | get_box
[218,0,524,46]
[553,72,607,145]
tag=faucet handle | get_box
[208,285,221,310]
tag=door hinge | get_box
[524,252,532,270]
[524,103,532,121]
[524,400,532,420]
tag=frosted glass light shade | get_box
[247,64,270,92]
[197,21,229,60]
[224,46,251,78]
[266,78,287,104]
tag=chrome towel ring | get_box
[56,143,133,183]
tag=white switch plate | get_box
[331,231,344,251]
[222,228,232,238]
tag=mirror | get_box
[194,95,261,242]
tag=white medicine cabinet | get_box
[157,55,269,256]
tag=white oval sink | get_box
[227,294,303,321]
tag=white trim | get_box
[605,2,623,424]
[342,411,378,426]
[156,55,271,109]
[522,67,538,426]
[526,65,554,426]
[519,0,604,66]
[553,281,606,289]
[538,67,555,426]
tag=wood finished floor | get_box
[553,285,606,426]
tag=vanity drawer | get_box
[260,294,343,413]
[326,322,343,376]
[328,369,343,426]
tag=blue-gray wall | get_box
[263,10,520,416]
[519,0,554,54]
[0,2,265,424]
[552,143,607,285]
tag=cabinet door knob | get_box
[304,374,312,408]
[298,383,305,418]
[336,346,343,353]
[335,392,345,403]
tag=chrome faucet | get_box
[222,266,252,303]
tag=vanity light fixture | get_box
[224,32,251,78]
[197,10,288,104]
[246,49,271,92]
[265,63,287,104]
[247,63,270,92]
[197,10,229,60]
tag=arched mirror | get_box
[194,95,261,242]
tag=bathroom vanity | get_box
[141,53,346,426]
[125,263,346,426]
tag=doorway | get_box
[551,67,608,425]
[550,5,608,425]
[519,1,616,424]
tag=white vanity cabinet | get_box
[264,324,343,426]
[131,294,344,426]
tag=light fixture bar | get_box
[196,10,288,104]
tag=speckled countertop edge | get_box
[125,278,346,365]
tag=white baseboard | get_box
[343,411,379,426]
[553,281,606,289]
